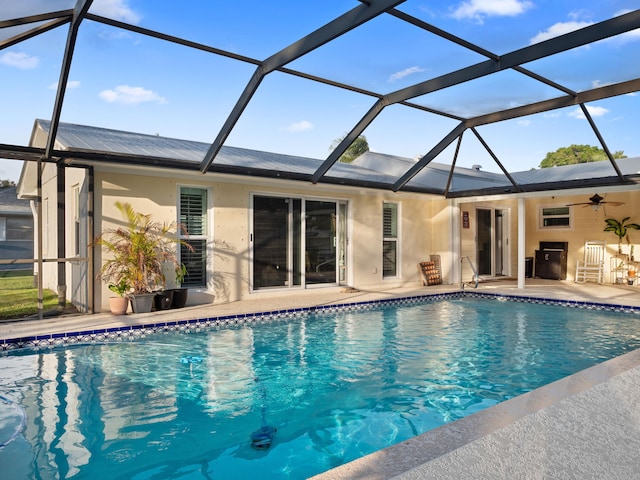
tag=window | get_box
[6,217,33,241]
[383,202,398,278]
[179,187,208,288]
[540,206,571,228]
[0,217,5,241]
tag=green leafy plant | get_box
[604,217,640,254]
[175,263,188,287]
[94,202,192,294]
[108,279,129,297]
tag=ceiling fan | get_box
[566,193,624,211]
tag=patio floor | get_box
[2,278,640,479]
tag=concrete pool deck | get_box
[2,278,640,479]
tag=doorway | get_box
[476,207,509,277]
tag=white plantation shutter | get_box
[179,187,208,287]
[383,203,398,278]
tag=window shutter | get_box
[180,188,206,235]
[181,240,206,287]
[383,204,397,238]
[179,188,207,287]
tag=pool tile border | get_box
[2,290,639,353]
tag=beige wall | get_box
[33,162,58,291]
[426,198,454,283]
[91,170,442,311]
[30,156,640,313]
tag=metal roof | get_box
[3,2,640,197]
[33,119,640,197]
[0,186,31,215]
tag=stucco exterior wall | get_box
[34,162,59,292]
[92,170,440,312]
[30,157,640,314]
[425,198,453,284]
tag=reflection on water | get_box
[1,299,640,479]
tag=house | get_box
[18,120,640,313]
[0,185,34,274]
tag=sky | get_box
[1,0,639,182]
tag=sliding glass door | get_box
[476,207,509,277]
[305,200,336,285]
[252,196,345,290]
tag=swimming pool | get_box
[1,295,640,479]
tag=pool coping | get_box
[2,290,639,352]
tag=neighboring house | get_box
[0,186,34,273]
[17,120,640,313]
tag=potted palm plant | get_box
[94,201,189,314]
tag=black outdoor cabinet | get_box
[534,241,568,280]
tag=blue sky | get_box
[1,0,639,181]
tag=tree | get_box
[0,179,16,188]
[539,144,625,168]
[330,134,369,163]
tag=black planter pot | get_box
[171,288,188,308]
[154,290,174,310]
[129,293,155,313]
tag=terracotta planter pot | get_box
[109,296,129,315]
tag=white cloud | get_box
[389,66,426,82]
[285,120,313,132]
[99,85,167,105]
[620,29,640,42]
[529,21,593,44]
[452,0,532,22]
[531,10,640,46]
[568,105,609,119]
[98,29,131,41]
[91,0,141,23]
[568,9,590,21]
[517,119,531,126]
[0,51,39,69]
[48,80,81,90]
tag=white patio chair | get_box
[575,241,606,283]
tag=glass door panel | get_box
[253,196,289,288]
[338,202,347,283]
[305,200,337,285]
[476,208,492,275]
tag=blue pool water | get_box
[1,297,640,479]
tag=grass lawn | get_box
[0,272,60,320]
